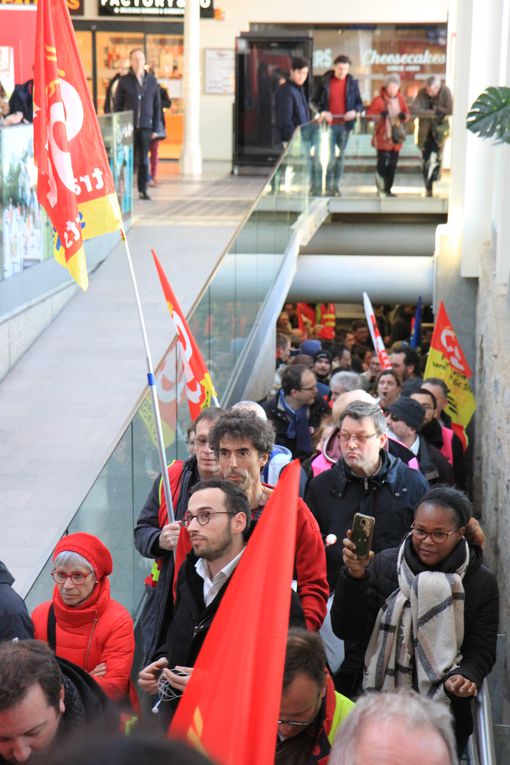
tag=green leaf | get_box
[466,86,510,144]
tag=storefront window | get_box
[147,34,184,159]
[95,31,144,114]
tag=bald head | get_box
[332,389,376,422]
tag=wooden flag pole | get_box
[120,228,175,524]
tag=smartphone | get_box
[351,513,375,559]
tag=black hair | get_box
[412,387,438,409]
[291,56,309,71]
[283,628,326,691]
[416,486,472,526]
[190,478,251,529]
[0,640,62,712]
[208,412,274,457]
[281,363,312,396]
[333,54,352,65]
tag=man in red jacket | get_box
[209,411,328,630]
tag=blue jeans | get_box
[326,124,351,191]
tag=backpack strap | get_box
[47,603,57,651]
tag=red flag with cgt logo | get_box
[152,250,218,420]
[34,0,122,290]
[423,302,476,450]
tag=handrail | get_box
[469,680,497,765]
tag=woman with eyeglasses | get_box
[32,532,135,702]
[330,486,499,757]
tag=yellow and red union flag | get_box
[152,250,218,420]
[169,460,300,764]
[424,301,476,450]
[33,0,122,291]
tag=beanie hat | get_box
[388,397,425,432]
[314,349,333,363]
[300,339,321,357]
[53,532,113,579]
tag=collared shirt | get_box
[408,435,420,456]
[195,548,245,607]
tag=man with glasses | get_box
[263,363,330,459]
[134,407,225,666]
[138,480,305,718]
[276,628,354,764]
[209,411,328,631]
[305,401,428,593]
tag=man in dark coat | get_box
[304,401,428,591]
[0,640,117,763]
[275,56,310,144]
[114,48,160,200]
[310,55,363,194]
[263,364,330,460]
[411,76,453,197]
[0,561,33,641]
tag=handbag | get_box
[391,123,407,144]
[154,116,167,142]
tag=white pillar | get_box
[179,0,202,176]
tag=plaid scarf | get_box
[363,535,469,702]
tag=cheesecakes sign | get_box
[98,0,214,17]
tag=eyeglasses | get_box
[183,510,235,527]
[339,431,378,445]
[278,692,322,728]
[51,570,94,585]
[411,525,461,544]
[299,385,317,391]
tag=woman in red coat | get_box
[32,532,135,702]
[366,74,410,197]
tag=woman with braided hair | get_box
[330,486,499,756]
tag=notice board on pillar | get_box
[204,49,234,95]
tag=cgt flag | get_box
[363,292,392,370]
[424,302,476,450]
[34,0,122,291]
[169,460,300,764]
[152,250,217,420]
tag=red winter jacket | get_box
[367,88,410,151]
[32,579,134,701]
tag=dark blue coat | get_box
[275,81,310,142]
[113,70,161,131]
[310,71,363,130]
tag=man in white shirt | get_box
[137,480,250,710]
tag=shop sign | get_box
[0,0,84,12]
[362,47,446,74]
[98,0,214,17]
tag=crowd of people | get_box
[275,53,453,198]
[0,298,498,764]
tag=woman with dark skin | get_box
[331,486,499,756]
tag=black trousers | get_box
[422,131,442,191]
[134,127,152,193]
[376,149,400,193]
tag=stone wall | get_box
[474,241,510,699]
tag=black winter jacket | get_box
[331,541,499,750]
[0,561,34,641]
[113,70,161,131]
[310,72,363,128]
[134,457,199,665]
[275,81,310,142]
[305,451,429,590]
[262,395,331,460]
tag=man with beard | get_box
[134,407,225,665]
[209,411,328,631]
[412,386,466,490]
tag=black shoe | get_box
[139,191,151,200]
[384,191,397,197]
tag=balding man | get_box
[411,75,453,197]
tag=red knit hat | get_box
[53,532,113,579]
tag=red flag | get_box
[169,461,300,764]
[424,302,476,450]
[173,525,193,600]
[296,302,316,336]
[34,0,122,290]
[152,250,218,419]
[363,292,392,370]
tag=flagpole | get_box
[120,228,175,524]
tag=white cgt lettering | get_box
[46,78,84,207]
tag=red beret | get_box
[53,532,113,579]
